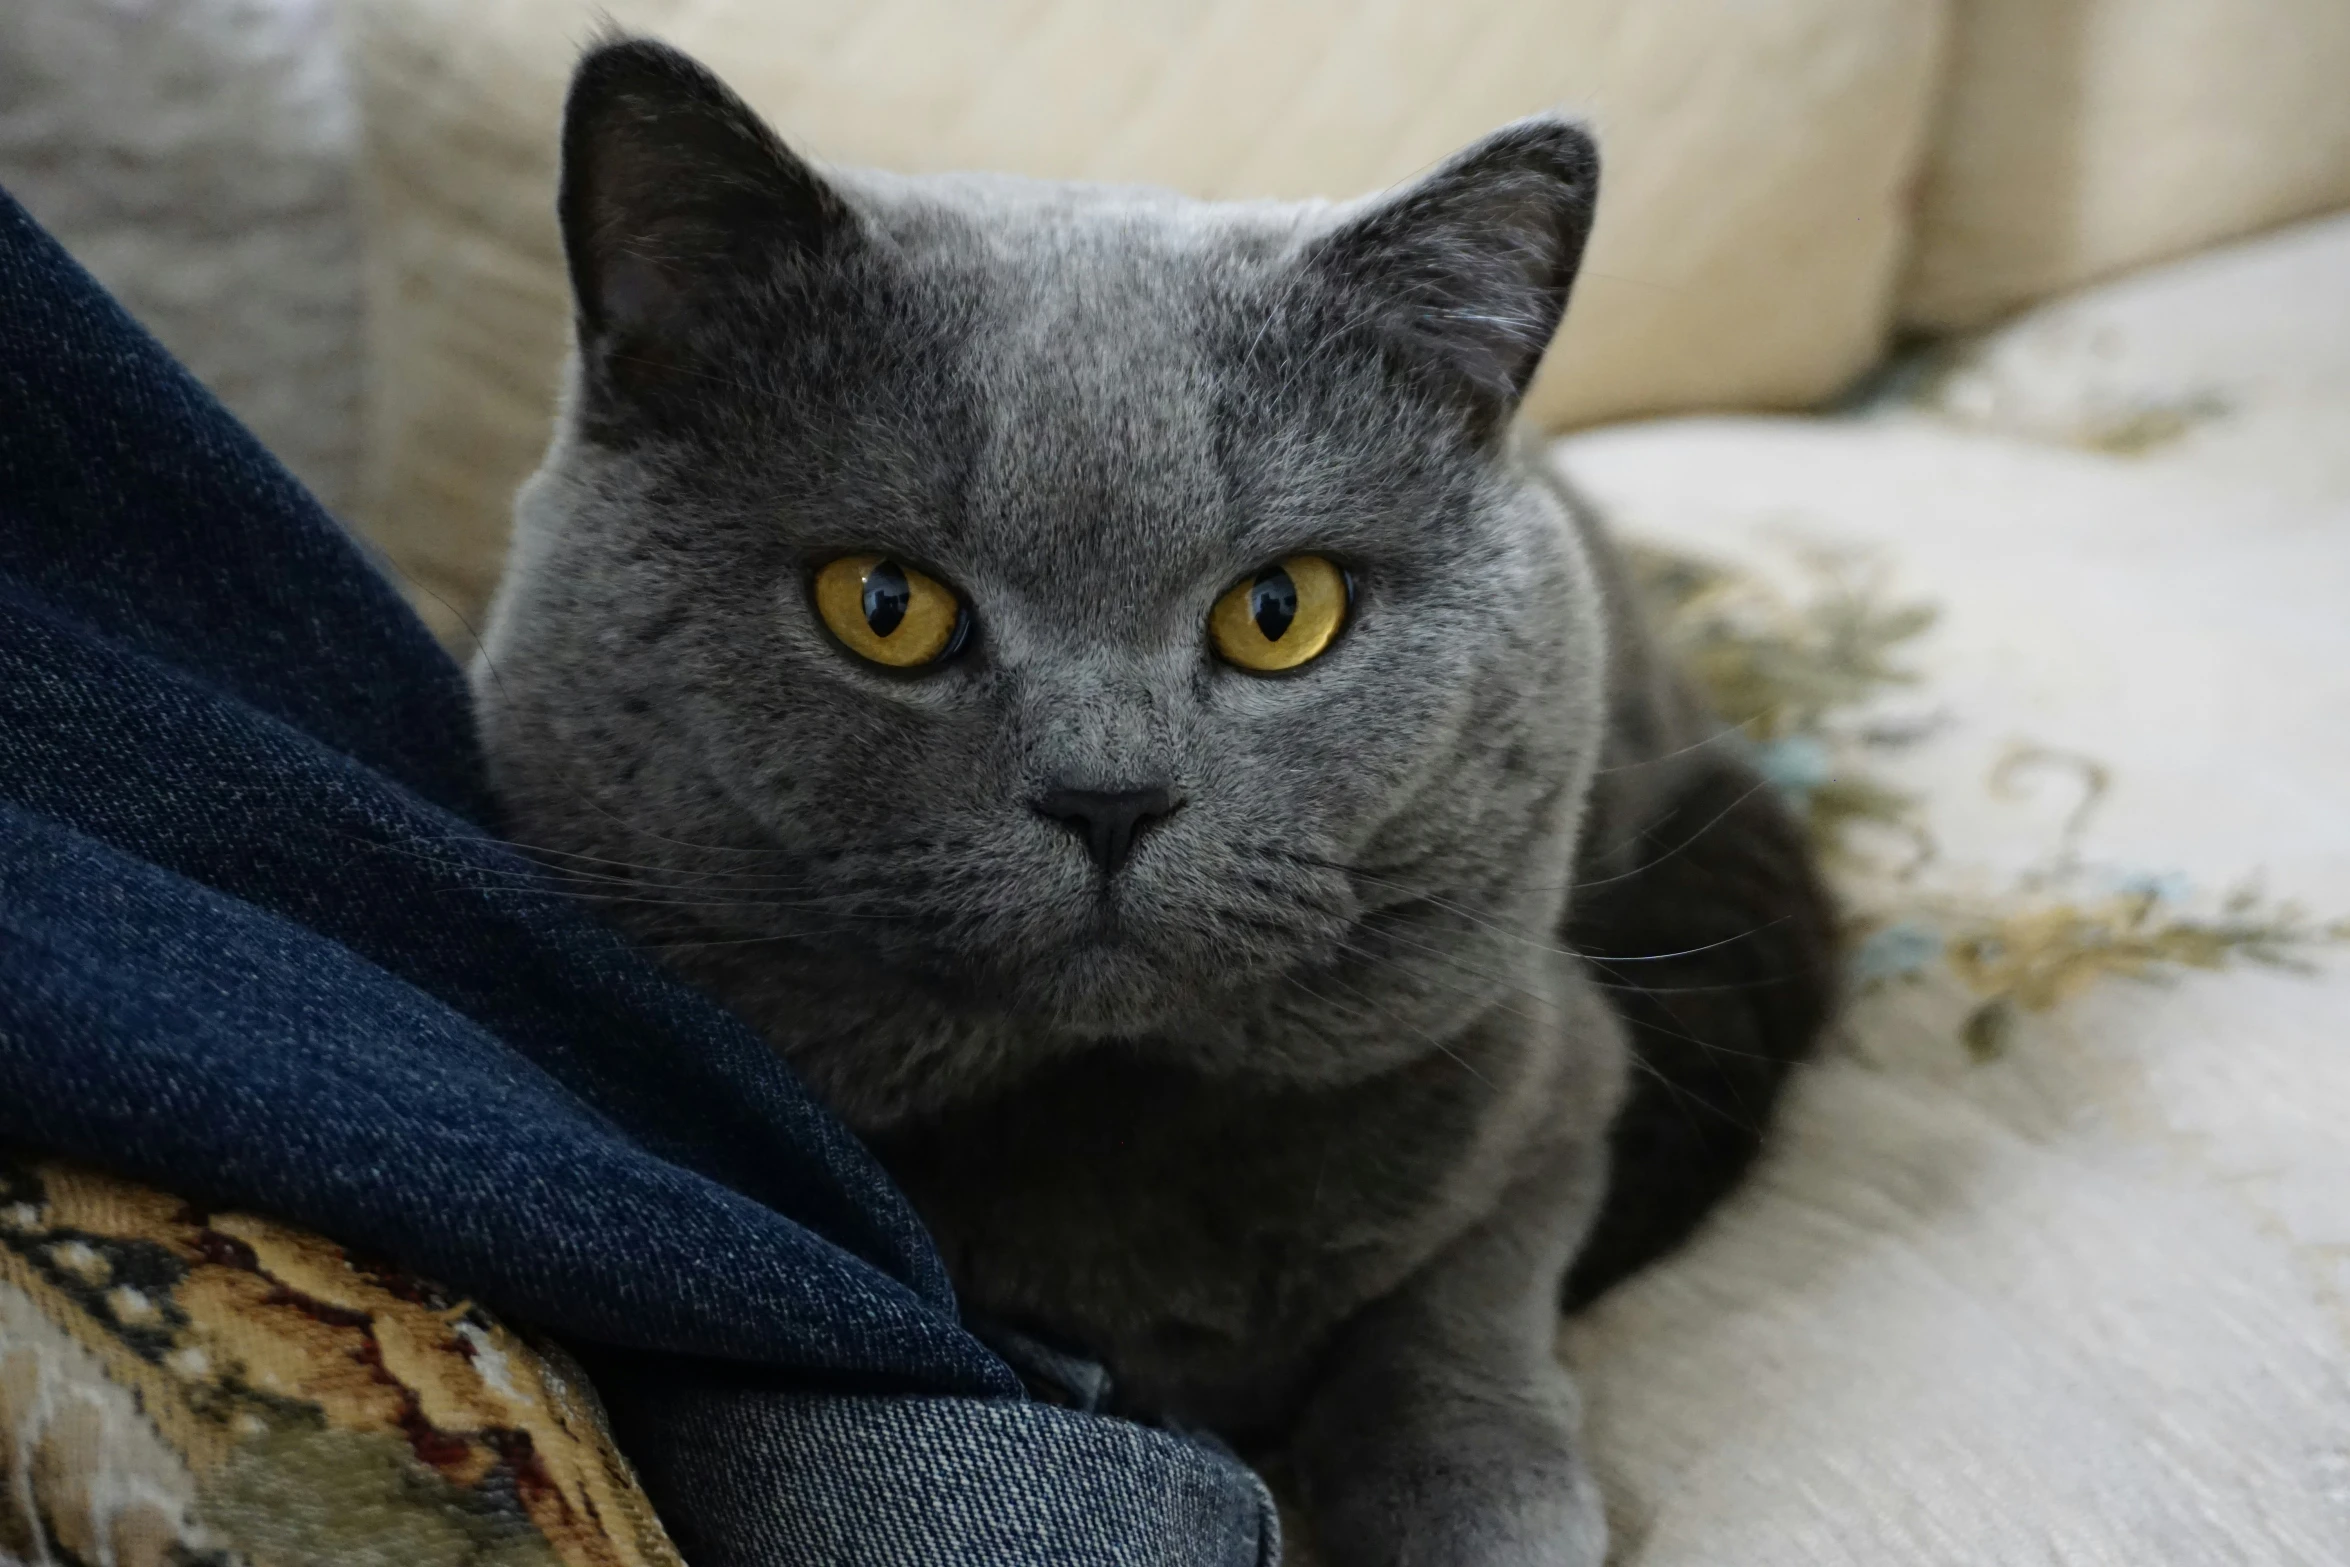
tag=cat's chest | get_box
[873,1021,1557,1430]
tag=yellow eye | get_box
[813,554,967,668]
[1209,555,1349,672]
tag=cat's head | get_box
[478,39,1610,1125]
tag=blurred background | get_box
[6,5,2347,1563]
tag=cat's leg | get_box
[1290,1129,1612,1567]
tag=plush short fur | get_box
[477,39,1833,1566]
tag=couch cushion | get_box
[1550,215,2350,1562]
[0,0,361,512]
[1902,0,2350,331]
[1916,209,2350,502]
[349,0,1946,641]
[0,1152,685,1567]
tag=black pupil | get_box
[1249,566,1298,641]
[862,560,911,638]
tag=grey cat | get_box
[477,38,1834,1567]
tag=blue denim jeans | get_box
[0,185,1277,1566]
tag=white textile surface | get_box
[1555,217,2350,1565]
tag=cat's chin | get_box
[1014,940,1197,1040]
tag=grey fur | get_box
[477,39,1832,1566]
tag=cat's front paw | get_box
[1295,1383,1607,1567]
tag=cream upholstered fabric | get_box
[1918,212,2350,504]
[0,0,362,512]
[350,0,1947,640]
[1901,0,2350,332]
[1552,216,2350,1565]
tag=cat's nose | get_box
[1034,784,1183,877]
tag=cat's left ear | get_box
[1306,118,1598,417]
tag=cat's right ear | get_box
[1300,117,1598,435]
[558,37,852,391]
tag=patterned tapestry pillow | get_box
[0,1152,682,1567]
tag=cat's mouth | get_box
[1001,874,1343,1040]
[943,872,1211,1035]
[1071,882,1144,939]
[1031,892,1185,1021]
[1058,951,1268,1043]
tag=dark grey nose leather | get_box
[1034,785,1183,876]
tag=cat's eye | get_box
[813,554,969,668]
[1209,555,1349,673]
